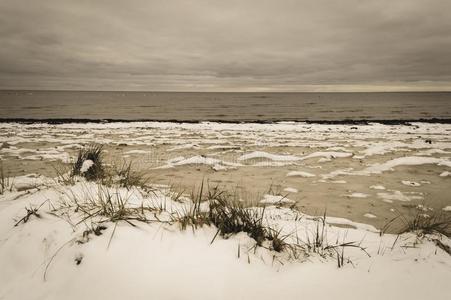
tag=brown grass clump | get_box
[71,144,105,181]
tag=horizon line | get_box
[1,89,451,94]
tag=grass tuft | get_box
[109,161,151,191]
[208,196,267,246]
[71,144,104,181]
[401,212,451,237]
[0,162,13,194]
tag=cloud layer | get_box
[1,0,450,91]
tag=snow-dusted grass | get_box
[71,144,105,181]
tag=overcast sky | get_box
[0,0,450,92]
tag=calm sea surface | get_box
[0,91,450,122]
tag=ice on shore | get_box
[238,151,301,161]
[364,156,451,174]
[238,151,352,162]
[301,151,353,160]
[345,192,369,198]
[370,185,386,190]
[260,194,295,204]
[287,171,316,177]
[401,180,421,187]
[363,213,377,219]
[284,187,298,193]
[377,190,422,202]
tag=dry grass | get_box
[0,162,14,194]
[382,210,451,238]
[106,161,152,191]
[175,183,368,264]
[71,144,105,181]
[57,184,159,226]
[400,212,451,237]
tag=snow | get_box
[377,190,422,202]
[168,144,199,151]
[238,151,352,162]
[0,178,450,299]
[345,193,369,198]
[401,180,421,187]
[440,171,451,177]
[363,213,377,219]
[370,185,386,190]
[238,151,301,161]
[301,151,353,160]
[364,156,451,174]
[80,160,94,173]
[124,149,149,154]
[286,171,316,177]
[173,155,221,166]
[259,194,295,204]
[283,187,298,193]
[443,206,451,212]
[161,155,240,170]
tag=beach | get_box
[1,120,451,299]
[1,121,451,230]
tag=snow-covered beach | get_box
[1,121,451,299]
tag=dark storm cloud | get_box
[0,0,450,91]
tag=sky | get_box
[0,0,450,92]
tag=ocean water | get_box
[0,90,450,122]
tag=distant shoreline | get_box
[1,117,451,125]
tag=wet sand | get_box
[1,121,451,231]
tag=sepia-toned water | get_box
[0,90,450,122]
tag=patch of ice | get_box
[124,150,149,155]
[252,161,296,167]
[417,149,451,156]
[442,206,451,212]
[401,180,421,187]
[440,171,451,177]
[167,156,185,164]
[283,187,298,193]
[212,164,228,171]
[172,156,220,166]
[168,144,199,151]
[377,190,418,202]
[370,185,386,190]
[286,171,316,177]
[358,141,407,157]
[345,193,369,198]
[238,151,301,161]
[301,151,353,160]
[364,157,451,174]
[260,194,295,204]
[363,213,377,219]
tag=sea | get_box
[0,90,450,123]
